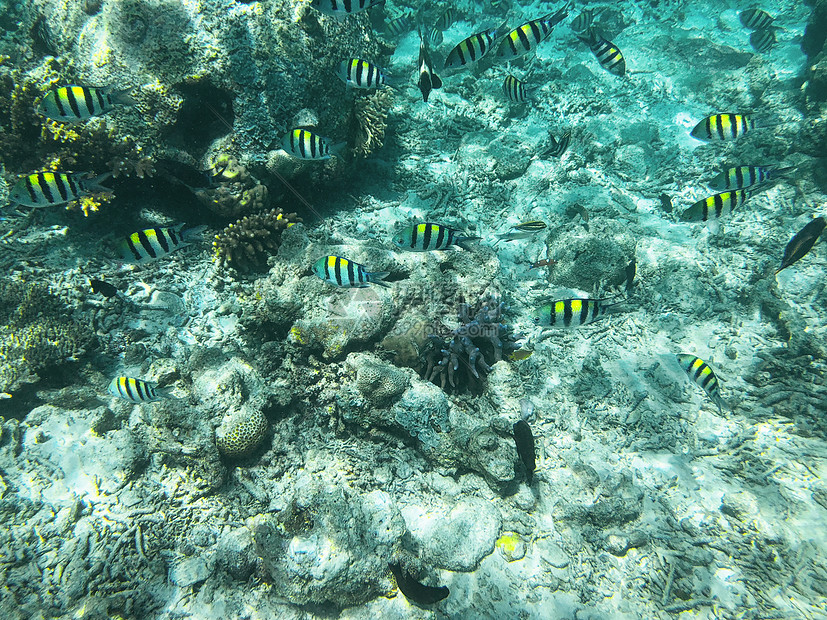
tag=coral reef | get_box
[197,155,268,219]
[212,207,302,273]
[0,279,93,395]
[422,294,521,393]
[352,89,393,159]
[215,407,269,458]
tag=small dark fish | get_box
[529,257,556,270]
[659,193,673,214]
[540,130,571,158]
[776,217,825,274]
[750,29,776,53]
[418,36,443,103]
[625,258,636,295]
[389,563,449,604]
[740,8,774,30]
[154,158,214,189]
[513,420,535,482]
[90,279,118,298]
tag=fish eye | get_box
[532,316,539,324]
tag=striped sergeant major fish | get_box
[384,14,411,37]
[281,128,346,160]
[108,376,166,403]
[424,25,443,47]
[8,171,111,207]
[740,8,774,30]
[37,85,135,123]
[117,223,206,264]
[496,8,568,61]
[310,0,385,18]
[750,29,775,53]
[532,297,621,328]
[690,113,759,141]
[312,255,390,287]
[496,220,546,242]
[418,35,443,103]
[392,222,479,251]
[336,59,391,89]
[443,26,500,70]
[570,9,596,36]
[777,216,825,274]
[579,27,625,76]
[680,189,748,222]
[707,165,794,191]
[503,74,528,102]
[676,354,727,414]
[436,8,457,31]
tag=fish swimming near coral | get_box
[392,222,479,251]
[532,297,622,327]
[443,26,500,70]
[310,0,385,18]
[690,113,763,141]
[740,8,774,30]
[118,224,206,264]
[680,189,748,223]
[625,258,636,296]
[496,220,546,242]
[108,376,165,403]
[503,74,529,103]
[707,165,794,191]
[436,8,457,31]
[417,36,442,103]
[496,8,568,61]
[750,29,776,53]
[659,193,673,214]
[336,59,392,89]
[579,27,625,76]
[676,354,728,414]
[90,279,119,298]
[776,216,825,274]
[388,563,449,604]
[423,24,443,47]
[8,171,111,208]
[570,8,597,36]
[513,420,535,482]
[384,14,411,37]
[281,128,346,160]
[37,85,135,123]
[312,255,390,287]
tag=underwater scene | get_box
[0,0,826,617]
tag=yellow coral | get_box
[216,408,268,458]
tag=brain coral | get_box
[215,407,268,458]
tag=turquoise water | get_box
[0,0,825,618]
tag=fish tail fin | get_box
[431,72,443,90]
[770,165,797,178]
[456,235,481,250]
[79,171,114,193]
[182,224,208,242]
[330,142,348,159]
[107,88,137,106]
[577,26,598,45]
[367,271,391,287]
[714,394,729,415]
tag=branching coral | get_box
[0,279,93,395]
[352,89,392,158]
[212,207,302,273]
[196,155,268,218]
[422,294,522,393]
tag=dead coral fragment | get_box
[352,89,392,158]
[213,207,302,273]
[422,294,522,393]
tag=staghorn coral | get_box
[0,279,93,395]
[352,89,392,159]
[422,293,522,393]
[196,155,267,218]
[215,407,268,458]
[212,207,301,273]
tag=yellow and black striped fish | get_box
[443,27,499,70]
[281,128,345,160]
[740,8,774,30]
[680,189,748,222]
[532,298,618,327]
[707,165,793,191]
[8,171,111,207]
[496,8,567,61]
[336,59,390,89]
[385,14,411,37]
[750,29,775,53]
[503,74,528,102]
[570,9,595,36]
[117,224,205,264]
[312,255,390,287]
[436,8,457,31]
[38,85,135,123]
[392,222,479,251]
[690,113,756,141]
[310,0,385,18]
[676,354,727,414]
[424,24,444,47]
[580,28,625,76]
[108,376,163,403]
